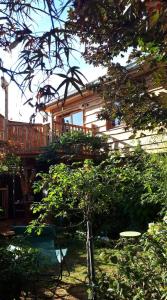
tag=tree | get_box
[30,148,167,298]
[67,0,167,130]
[95,215,167,299]
[32,160,110,300]
[0,0,85,117]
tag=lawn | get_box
[18,234,115,299]
[1,220,166,299]
[53,235,115,300]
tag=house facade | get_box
[0,77,167,220]
[46,88,167,154]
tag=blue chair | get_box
[12,225,69,279]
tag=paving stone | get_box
[43,290,54,298]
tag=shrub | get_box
[96,215,167,300]
[93,148,167,236]
[38,131,108,166]
[0,241,39,300]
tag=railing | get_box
[53,121,95,136]
[0,130,4,141]
[0,121,96,156]
[7,123,49,154]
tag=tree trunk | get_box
[86,219,96,300]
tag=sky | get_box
[0,3,129,123]
[0,48,107,122]
[0,47,129,123]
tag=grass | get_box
[56,234,116,299]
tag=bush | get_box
[0,241,40,300]
[96,215,167,300]
[93,148,167,237]
[37,147,167,237]
[38,131,108,166]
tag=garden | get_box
[0,1,167,299]
[0,136,167,299]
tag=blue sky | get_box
[0,3,128,123]
[0,46,107,122]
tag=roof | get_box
[45,61,167,113]
[45,89,94,112]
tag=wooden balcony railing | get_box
[53,121,95,136]
[0,130,4,141]
[0,120,97,156]
[7,123,49,154]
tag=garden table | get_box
[119,231,141,238]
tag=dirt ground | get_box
[19,282,87,299]
[54,282,87,299]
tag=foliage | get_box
[68,0,167,65]
[34,147,167,234]
[1,1,167,129]
[32,147,167,298]
[96,215,167,300]
[0,0,86,117]
[95,147,167,235]
[97,64,167,131]
[0,241,39,300]
[38,131,108,166]
[31,157,111,298]
[31,159,110,226]
[0,153,21,174]
[68,0,167,130]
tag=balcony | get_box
[8,123,49,155]
[0,123,49,156]
[0,121,97,157]
[53,121,96,137]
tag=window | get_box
[114,117,121,126]
[63,111,83,126]
[106,117,121,130]
[64,115,71,124]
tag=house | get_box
[45,83,167,154]
[1,66,167,221]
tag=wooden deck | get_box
[0,121,95,157]
[8,123,49,155]
[0,123,49,156]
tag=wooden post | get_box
[1,77,9,141]
[49,113,54,142]
[91,124,97,136]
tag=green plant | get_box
[36,146,167,236]
[96,215,167,300]
[0,242,40,300]
[68,1,167,131]
[38,131,108,166]
[97,147,167,235]
[31,147,167,299]
[31,159,112,299]
[0,154,21,174]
